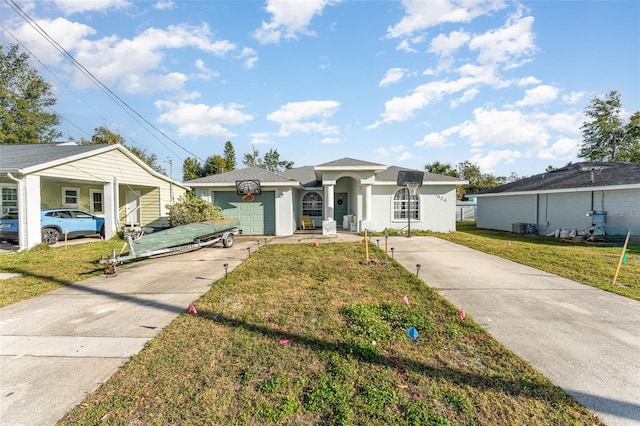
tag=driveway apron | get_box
[0,238,255,426]
[388,236,640,426]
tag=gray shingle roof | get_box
[280,166,321,187]
[184,166,298,184]
[316,157,386,168]
[375,165,466,183]
[476,162,640,195]
[0,143,108,171]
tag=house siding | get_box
[478,188,640,237]
[477,194,537,232]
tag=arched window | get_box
[393,188,419,220]
[302,192,323,217]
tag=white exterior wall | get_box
[590,189,640,236]
[477,195,537,232]
[478,188,640,237]
[542,192,592,233]
[367,184,458,233]
[275,187,295,236]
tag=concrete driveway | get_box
[388,236,640,426]
[0,237,257,426]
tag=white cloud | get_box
[415,132,447,148]
[379,68,407,87]
[155,101,253,138]
[387,0,507,38]
[450,88,479,108]
[398,152,413,161]
[515,84,558,106]
[51,0,131,14]
[429,30,470,56]
[562,91,586,105]
[251,132,271,145]
[267,100,340,136]
[9,17,96,64]
[468,10,536,66]
[57,23,237,93]
[375,147,390,156]
[194,59,220,80]
[368,76,478,128]
[537,137,580,160]
[469,149,522,172]
[252,0,338,44]
[458,108,550,147]
[396,39,417,53]
[239,47,258,69]
[154,0,175,10]
[516,76,541,86]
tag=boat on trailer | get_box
[101,218,241,275]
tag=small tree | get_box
[182,157,202,181]
[0,44,61,144]
[166,193,222,227]
[223,140,237,171]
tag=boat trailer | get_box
[100,222,240,276]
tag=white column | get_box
[325,184,335,220]
[103,180,117,239]
[363,184,372,221]
[23,175,41,250]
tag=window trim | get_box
[62,187,80,207]
[89,189,104,214]
[302,191,323,217]
[392,188,420,221]
[1,186,18,215]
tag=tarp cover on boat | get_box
[130,218,240,255]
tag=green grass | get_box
[0,239,125,307]
[433,222,640,301]
[57,243,601,425]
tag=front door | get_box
[334,193,348,227]
[125,191,140,226]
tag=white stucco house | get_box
[0,143,187,250]
[185,157,467,236]
[474,162,640,238]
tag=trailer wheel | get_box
[222,233,234,248]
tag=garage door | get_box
[214,191,275,235]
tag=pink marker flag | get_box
[403,295,409,306]
[279,339,290,345]
[508,240,512,247]
[460,307,466,320]
[188,304,198,315]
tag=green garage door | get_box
[214,191,275,235]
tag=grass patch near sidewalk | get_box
[58,242,601,425]
[0,239,125,307]
[433,222,640,301]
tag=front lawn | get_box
[57,242,601,425]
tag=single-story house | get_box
[0,143,187,250]
[185,157,467,236]
[474,162,640,237]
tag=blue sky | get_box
[2,0,639,180]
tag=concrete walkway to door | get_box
[387,236,640,426]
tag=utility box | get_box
[587,211,607,225]
[512,223,537,234]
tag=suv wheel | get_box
[42,228,60,245]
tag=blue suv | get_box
[0,209,105,245]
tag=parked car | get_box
[0,209,105,245]
[0,209,19,243]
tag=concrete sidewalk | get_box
[0,238,256,426]
[388,236,640,426]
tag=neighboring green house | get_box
[0,143,187,250]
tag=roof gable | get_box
[376,165,466,184]
[315,157,386,168]
[0,143,111,171]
